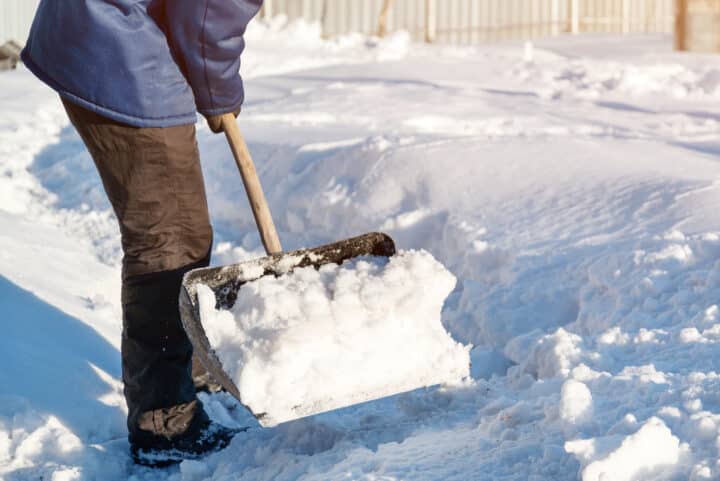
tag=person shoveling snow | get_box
[21,0,265,467]
[20,0,470,467]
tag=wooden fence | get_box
[1,1,675,46]
[263,0,675,43]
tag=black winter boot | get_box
[130,406,243,467]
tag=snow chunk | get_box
[680,327,703,344]
[568,418,681,481]
[705,305,719,323]
[505,328,583,379]
[198,250,470,426]
[560,380,593,425]
[642,243,694,268]
[50,469,81,481]
[598,327,629,345]
[617,365,669,384]
[690,414,717,441]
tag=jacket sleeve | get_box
[164,0,263,116]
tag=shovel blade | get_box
[179,232,396,425]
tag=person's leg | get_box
[61,98,213,441]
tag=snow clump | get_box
[198,250,470,426]
[566,417,682,481]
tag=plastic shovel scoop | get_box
[180,114,467,427]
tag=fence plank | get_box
[571,0,580,33]
[425,0,437,42]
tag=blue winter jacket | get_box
[21,0,263,128]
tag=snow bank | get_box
[197,250,470,426]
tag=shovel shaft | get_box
[221,113,283,255]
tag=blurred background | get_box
[2,0,720,63]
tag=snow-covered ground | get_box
[3,16,720,480]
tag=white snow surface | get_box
[197,251,469,426]
[2,16,720,480]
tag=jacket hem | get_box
[21,50,199,128]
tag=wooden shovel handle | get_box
[221,113,283,255]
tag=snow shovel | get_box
[179,113,397,426]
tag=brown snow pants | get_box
[62,100,212,279]
[62,98,212,441]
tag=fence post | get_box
[570,0,580,33]
[320,0,328,38]
[675,0,688,50]
[301,0,310,20]
[622,0,630,32]
[425,0,437,42]
[551,0,560,35]
[377,0,394,37]
[262,0,273,19]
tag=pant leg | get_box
[61,99,212,278]
[61,98,213,439]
